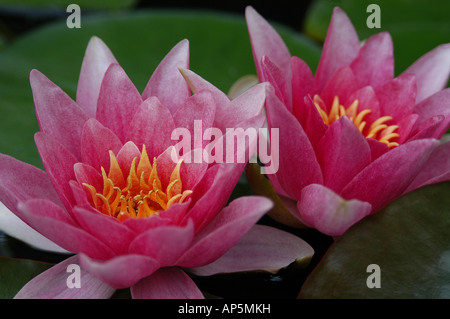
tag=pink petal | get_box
[123,214,174,234]
[17,199,115,260]
[265,86,323,200]
[116,141,142,177]
[376,73,417,120]
[245,6,291,85]
[0,153,62,219]
[80,118,123,171]
[129,220,194,267]
[131,267,204,299]
[30,69,88,160]
[176,196,273,268]
[320,66,359,108]
[291,56,316,127]
[345,85,381,125]
[366,138,389,162]
[187,224,314,276]
[404,140,450,193]
[172,89,216,149]
[142,39,190,114]
[79,253,160,289]
[73,163,102,195]
[96,63,143,143]
[397,114,419,143]
[350,32,394,90]
[294,96,328,148]
[314,7,361,92]
[15,255,115,299]
[408,115,445,141]
[127,97,176,160]
[219,82,268,131]
[34,132,78,210]
[316,117,371,193]
[72,206,136,255]
[413,88,450,139]
[298,184,372,237]
[77,36,118,117]
[342,139,439,212]
[402,43,450,103]
[261,56,291,109]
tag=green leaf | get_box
[299,182,450,299]
[0,256,53,299]
[304,0,450,74]
[0,10,320,168]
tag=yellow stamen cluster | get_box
[313,95,399,148]
[83,145,192,222]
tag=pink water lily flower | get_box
[246,6,450,236]
[0,37,314,298]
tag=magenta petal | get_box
[142,39,190,114]
[131,267,204,299]
[72,207,136,255]
[261,56,291,109]
[342,139,439,211]
[77,37,118,117]
[80,118,123,171]
[345,86,381,125]
[413,88,450,139]
[35,132,78,209]
[79,253,160,289]
[30,69,88,159]
[403,43,450,103]
[73,163,102,194]
[176,196,272,268]
[320,66,359,108]
[291,56,316,126]
[298,184,372,237]
[405,140,450,193]
[173,89,216,149]
[376,73,417,120]
[316,117,371,193]
[15,255,115,299]
[245,6,291,84]
[314,7,360,92]
[187,224,314,276]
[0,154,62,218]
[350,32,394,90]
[265,86,323,200]
[96,63,143,142]
[127,97,176,159]
[129,220,194,267]
[17,199,115,259]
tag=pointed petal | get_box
[142,39,190,114]
[17,199,115,259]
[127,97,176,160]
[30,69,88,159]
[342,139,439,211]
[72,207,136,255]
[116,141,142,178]
[14,255,115,299]
[245,6,291,84]
[0,153,62,217]
[376,73,417,120]
[77,36,118,117]
[316,117,371,193]
[413,88,450,138]
[0,201,67,253]
[80,118,123,171]
[129,220,194,267]
[79,253,160,289]
[404,140,450,192]
[261,56,291,109]
[187,224,314,276]
[131,267,203,299]
[350,32,394,90]
[315,7,361,91]
[96,63,143,142]
[35,132,78,210]
[403,43,450,103]
[320,66,359,109]
[265,86,323,200]
[177,196,272,268]
[291,56,316,124]
[298,184,372,237]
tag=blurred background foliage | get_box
[0,0,448,299]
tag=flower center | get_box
[313,95,399,148]
[82,145,192,222]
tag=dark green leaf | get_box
[299,182,450,299]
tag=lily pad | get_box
[299,182,450,299]
[0,9,320,168]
